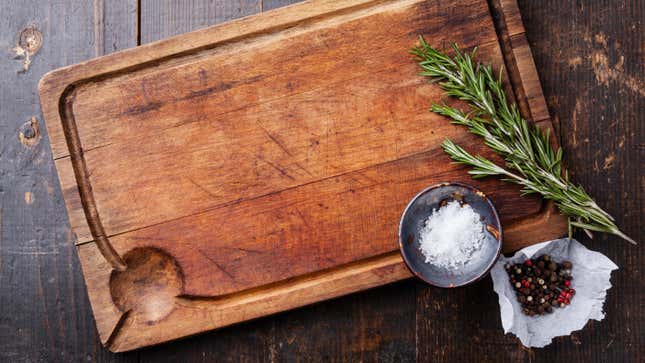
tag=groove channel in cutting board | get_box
[57,0,514,244]
[39,0,567,352]
[105,143,541,297]
[56,0,541,300]
[49,0,496,159]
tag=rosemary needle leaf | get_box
[413,36,636,244]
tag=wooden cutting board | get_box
[39,0,567,352]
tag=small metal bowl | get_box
[398,182,502,288]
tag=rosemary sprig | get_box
[411,36,635,244]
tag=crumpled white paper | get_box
[490,238,618,347]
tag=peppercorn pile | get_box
[504,255,575,316]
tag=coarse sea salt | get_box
[418,200,485,269]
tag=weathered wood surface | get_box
[0,1,138,362]
[38,0,567,352]
[1,0,642,361]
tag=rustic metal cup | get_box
[398,182,502,288]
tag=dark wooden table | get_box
[1,1,642,361]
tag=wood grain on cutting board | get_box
[39,0,567,352]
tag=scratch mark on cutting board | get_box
[257,123,294,157]
[256,155,295,180]
[195,247,235,280]
[185,177,219,200]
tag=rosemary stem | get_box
[412,37,635,244]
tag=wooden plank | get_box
[499,0,525,36]
[415,0,645,361]
[60,44,517,244]
[48,0,499,160]
[101,144,541,297]
[37,0,568,352]
[0,1,138,362]
[509,33,550,122]
[103,0,139,54]
[4,0,640,361]
[491,0,550,123]
[139,1,414,360]
[137,1,278,361]
[40,0,505,162]
[78,241,413,352]
[2,0,641,360]
[415,1,551,361]
[266,280,417,361]
[140,0,261,43]
[250,5,413,356]
[43,0,513,247]
[514,0,644,361]
[49,0,512,249]
[263,0,303,11]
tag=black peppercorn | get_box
[521,287,531,295]
[506,255,575,316]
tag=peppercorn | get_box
[521,287,531,295]
[506,255,575,316]
[535,270,542,277]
